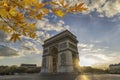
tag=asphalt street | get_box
[0,73,120,80]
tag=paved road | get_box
[0,74,120,80]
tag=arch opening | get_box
[50,47,58,73]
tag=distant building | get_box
[109,63,120,69]
[109,63,120,74]
[20,64,37,68]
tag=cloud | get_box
[52,0,120,17]
[92,52,120,69]
[78,42,120,67]
[0,31,7,42]
[21,41,42,55]
[99,0,120,17]
[22,41,35,51]
[0,30,14,43]
[35,31,51,44]
[78,43,94,49]
[90,0,120,17]
[85,53,112,62]
[78,43,104,54]
[34,18,70,44]
[35,18,70,32]
[0,45,20,57]
[68,0,120,17]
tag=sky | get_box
[0,0,120,68]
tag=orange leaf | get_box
[60,0,64,6]
[9,7,17,16]
[29,32,36,38]
[34,3,45,9]
[29,23,35,31]
[10,33,21,42]
[0,26,3,30]
[42,8,49,14]
[50,2,58,5]
[36,13,43,19]
[77,3,84,8]
[0,9,9,18]
[53,9,65,17]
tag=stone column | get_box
[41,56,47,73]
[57,50,73,72]
[47,56,53,72]
[65,50,74,72]
[41,56,53,73]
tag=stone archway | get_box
[50,47,58,72]
[41,30,80,73]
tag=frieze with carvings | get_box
[69,43,77,50]
[59,42,67,50]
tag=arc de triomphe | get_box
[41,30,80,73]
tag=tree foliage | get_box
[0,65,41,75]
[0,0,87,42]
[80,66,107,74]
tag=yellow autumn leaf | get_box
[14,13,24,21]
[53,9,65,17]
[29,32,36,38]
[69,6,76,13]
[0,9,9,18]
[9,7,17,16]
[10,33,21,42]
[0,0,87,42]
[2,27,13,33]
[29,23,35,31]
[68,3,87,13]
[59,0,64,6]
[36,13,43,19]
[23,0,38,5]
[31,0,38,4]
[19,23,27,29]
[34,3,45,10]
[42,8,49,14]
[76,3,87,11]
[0,26,3,30]
[23,0,31,5]
[22,30,27,36]
[58,0,69,8]
[77,3,84,8]
[3,1,8,7]
[2,27,8,33]
[50,2,58,5]
[38,3,45,8]
[28,9,37,16]
[63,4,69,8]
[6,28,13,33]
[78,7,87,11]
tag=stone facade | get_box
[41,30,80,73]
[109,63,120,73]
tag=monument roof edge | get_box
[44,30,77,42]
